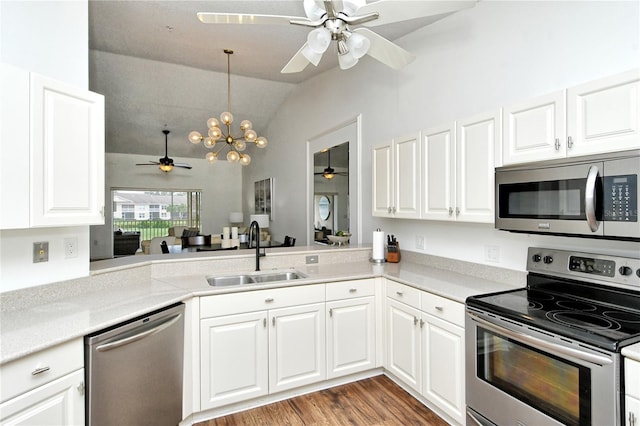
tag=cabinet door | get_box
[372,142,393,217]
[269,303,326,393]
[422,313,465,425]
[0,369,84,425]
[626,396,640,426]
[422,124,455,221]
[30,73,105,227]
[502,90,566,165]
[200,311,268,409]
[394,133,421,219]
[567,69,640,157]
[326,297,375,379]
[386,298,421,392]
[456,111,499,223]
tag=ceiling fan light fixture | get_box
[323,168,335,179]
[346,32,370,59]
[303,0,326,21]
[159,163,174,173]
[188,49,268,166]
[307,27,331,54]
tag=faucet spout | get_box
[248,220,264,271]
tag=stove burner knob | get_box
[619,266,633,276]
[532,254,542,263]
[543,255,553,264]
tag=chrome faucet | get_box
[248,220,265,271]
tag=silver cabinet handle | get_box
[455,207,460,216]
[567,135,574,149]
[554,138,561,150]
[32,366,50,376]
[413,316,418,326]
[272,317,275,327]
[396,291,403,296]
[388,207,392,213]
[629,411,636,426]
[349,288,357,293]
[263,318,267,327]
[329,308,333,317]
[96,313,182,352]
[585,165,600,233]
[420,319,424,328]
[435,306,444,311]
[265,298,274,303]
[448,207,453,216]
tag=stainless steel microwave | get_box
[495,150,639,240]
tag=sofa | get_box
[139,226,199,254]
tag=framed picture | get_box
[255,178,273,220]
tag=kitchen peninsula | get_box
[1,245,522,426]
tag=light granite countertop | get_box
[1,246,523,365]
[622,342,640,363]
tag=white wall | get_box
[90,153,243,260]
[245,1,640,271]
[0,1,90,292]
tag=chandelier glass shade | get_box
[188,49,268,166]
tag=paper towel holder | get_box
[370,228,386,263]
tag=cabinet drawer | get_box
[0,338,83,403]
[626,358,640,398]
[386,280,420,310]
[326,279,375,301]
[201,284,325,318]
[421,291,465,326]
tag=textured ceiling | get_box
[88,1,467,158]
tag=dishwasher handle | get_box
[96,312,183,352]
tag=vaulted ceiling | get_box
[88,1,466,158]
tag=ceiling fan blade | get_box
[353,28,415,70]
[197,12,310,26]
[281,42,313,73]
[136,162,160,166]
[356,0,475,27]
[174,163,193,169]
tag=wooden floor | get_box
[197,375,449,426]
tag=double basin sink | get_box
[206,270,307,287]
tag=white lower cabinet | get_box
[326,279,377,380]
[385,279,466,425]
[199,284,326,410]
[0,339,84,426]
[626,357,640,426]
[0,370,85,426]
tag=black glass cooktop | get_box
[467,274,640,351]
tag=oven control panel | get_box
[568,256,615,277]
[527,247,640,288]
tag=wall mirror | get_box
[307,115,361,245]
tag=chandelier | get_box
[188,49,268,166]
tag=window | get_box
[112,190,202,244]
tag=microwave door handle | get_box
[585,165,600,232]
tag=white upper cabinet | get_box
[372,133,421,219]
[0,63,105,229]
[567,69,640,157]
[422,111,499,223]
[502,91,566,165]
[503,69,639,165]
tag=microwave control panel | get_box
[603,175,637,222]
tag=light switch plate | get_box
[33,241,49,263]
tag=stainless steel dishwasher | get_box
[85,303,184,426]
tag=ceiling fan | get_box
[315,148,348,180]
[136,130,192,173]
[197,0,475,73]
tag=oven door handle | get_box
[469,312,613,366]
[585,165,600,232]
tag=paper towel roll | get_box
[372,230,385,261]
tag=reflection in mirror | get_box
[307,115,361,245]
[313,142,349,244]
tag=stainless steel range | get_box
[465,247,640,426]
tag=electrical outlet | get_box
[485,245,500,263]
[33,242,49,263]
[306,255,318,264]
[416,236,425,250]
[64,237,78,258]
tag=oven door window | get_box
[477,328,591,426]
[498,177,602,220]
